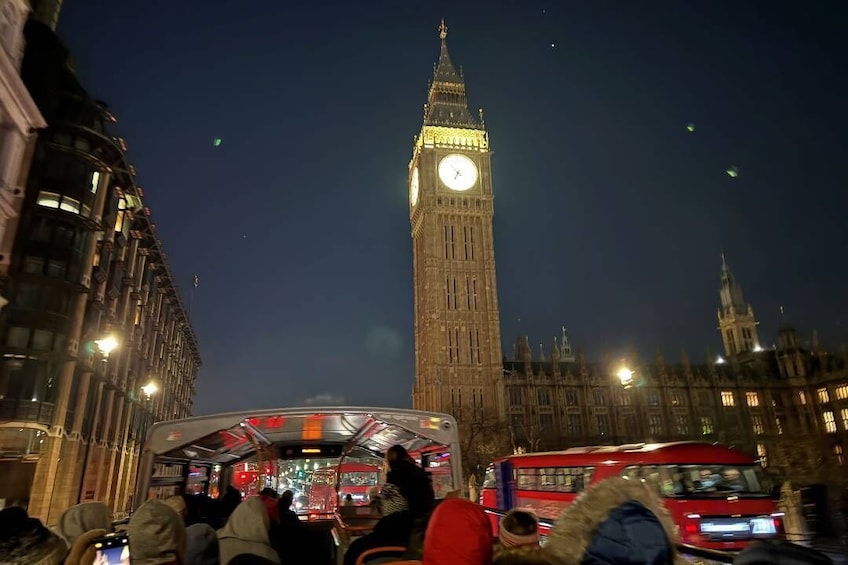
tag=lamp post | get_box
[615,365,646,442]
[76,335,119,503]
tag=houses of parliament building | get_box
[408,23,847,488]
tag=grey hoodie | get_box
[217,497,280,565]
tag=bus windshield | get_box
[134,407,462,517]
[625,463,771,498]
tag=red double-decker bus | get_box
[307,462,381,514]
[480,441,783,551]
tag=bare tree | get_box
[509,417,543,454]
[458,412,511,481]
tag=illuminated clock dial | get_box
[438,154,478,192]
[410,166,420,206]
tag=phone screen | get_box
[93,533,130,565]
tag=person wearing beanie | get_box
[0,507,68,565]
[498,509,540,550]
[126,499,186,565]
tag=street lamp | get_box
[141,382,158,398]
[94,336,119,356]
[617,367,635,389]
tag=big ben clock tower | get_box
[410,21,504,424]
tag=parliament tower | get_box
[409,21,504,423]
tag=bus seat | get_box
[354,546,407,565]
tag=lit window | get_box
[757,444,767,468]
[700,416,713,435]
[799,391,807,405]
[751,415,764,435]
[835,445,845,466]
[90,171,101,193]
[775,417,784,435]
[836,385,848,401]
[823,411,837,434]
[115,198,128,233]
[746,392,760,407]
[721,391,735,407]
[841,408,848,431]
[817,387,830,404]
[36,192,61,208]
[59,197,81,214]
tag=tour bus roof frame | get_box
[134,406,461,511]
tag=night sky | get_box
[56,1,848,414]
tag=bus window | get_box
[517,468,538,490]
[555,467,594,493]
[623,464,771,497]
[482,465,496,489]
[515,467,595,493]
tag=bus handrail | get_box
[480,506,737,564]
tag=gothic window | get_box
[675,415,689,436]
[721,391,735,407]
[835,384,848,401]
[466,277,479,310]
[468,328,481,364]
[670,389,685,406]
[646,389,660,407]
[746,392,760,407]
[841,409,848,431]
[648,415,663,436]
[618,414,636,435]
[823,411,837,433]
[445,275,457,310]
[757,444,767,468]
[443,224,456,260]
[798,391,807,405]
[463,226,475,260]
[817,387,830,404]
[835,445,844,466]
[700,416,714,435]
[537,388,551,406]
[751,415,764,435]
[616,391,632,406]
[564,389,578,406]
[592,389,606,406]
[595,415,610,436]
[775,417,784,435]
[567,415,581,436]
[725,330,737,355]
[508,387,522,406]
[539,413,554,430]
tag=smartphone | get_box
[92,533,130,565]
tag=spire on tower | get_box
[560,326,575,362]
[716,254,761,356]
[423,19,481,129]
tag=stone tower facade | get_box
[410,21,504,424]
[717,254,761,358]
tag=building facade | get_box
[0,20,200,523]
[0,0,47,310]
[410,21,504,424]
[503,259,847,489]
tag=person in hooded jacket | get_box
[217,497,280,565]
[384,445,435,520]
[185,523,220,565]
[127,499,187,565]
[54,502,113,547]
[422,498,493,565]
[545,477,688,565]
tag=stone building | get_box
[0,19,200,522]
[503,258,847,488]
[0,0,47,310]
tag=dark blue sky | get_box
[57,1,847,414]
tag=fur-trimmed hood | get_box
[546,477,688,565]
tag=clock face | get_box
[438,154,478,192]
[410,167,420,207]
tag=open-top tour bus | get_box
[133,407,461,562]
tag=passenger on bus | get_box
[220,486,242,521]
[258,488,280,525]
[344,494,355,506]
[343,483,414,565]
[0,506,68,565]
[384,445,435,519]
[126,499,186,565]
[217,496,280,565]
[546,477,688,565]
[55,501,113,547]
[185,523,220,565]
[497,509,540,551]
[422,498,493,565]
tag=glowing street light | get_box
[141,382,158,398]
[617,367,635,389]
[94,336,119,356]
